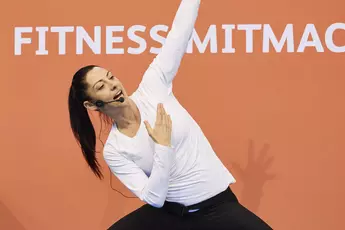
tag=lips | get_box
[113,91,123,100]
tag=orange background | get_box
[1,0,345,229]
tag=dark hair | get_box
[68,65,105,179]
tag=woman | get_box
[68,0,273,229]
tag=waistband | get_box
[162,186,238,217]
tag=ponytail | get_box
[68,65,103,179]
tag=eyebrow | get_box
[92,71,110,89]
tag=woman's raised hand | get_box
[144,104,172,147]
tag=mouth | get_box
[113,90,123,100]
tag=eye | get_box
[109,76,114,80]
[98,85,104,90]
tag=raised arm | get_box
[153,0,201,85]
[139,0,201,98]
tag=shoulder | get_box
[103,141,128,168]
[103,126,121,158]
[130,87,156,110]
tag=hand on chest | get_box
[116,98,194,175]
[143,100,192,148]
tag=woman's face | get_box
[83,67,128,110]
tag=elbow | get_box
[141,195,166,208]
[150,201,165,208]
[139,191,166,208]
[141,196,165,208]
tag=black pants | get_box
[108,187,272,230]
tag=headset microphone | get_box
[95,97,124,107]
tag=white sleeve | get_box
[138,0,201,99]
[103,143,174,208]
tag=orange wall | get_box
[1,0,345,229]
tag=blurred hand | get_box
[144,103,172,147]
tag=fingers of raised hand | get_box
[167,115,172,130]
[161,104,168,125]
[156,103,163,125]
[155,103,172,131]
[144,121,153,136]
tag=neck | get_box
[106,98,140,129]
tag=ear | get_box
[83,100,98,111]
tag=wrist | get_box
[155,142,173,150]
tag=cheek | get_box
[99,91,112,100]
[87,89,105,101]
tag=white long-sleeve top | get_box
[103,0,236,208]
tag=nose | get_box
[105,77,117,91]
